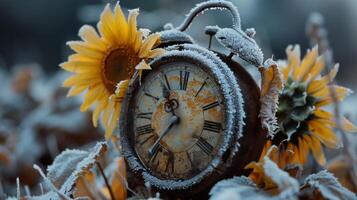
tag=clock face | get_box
[131,61,226,180]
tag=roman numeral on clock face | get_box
[195,136,214,155]
[195,81,206,97]
[203,120,222,133]
[136,124,153,136]
[165,150,175,173]
[180,70,190,90]
[137,112,153,120]
[163,74,171,90]
[202,101,220,111]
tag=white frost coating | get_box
[209,176,272,200]
[25,192,60,200]
[47,149,88,188]
[304,170,356,200]
[123,48,237,190]
[262,158,299,199]
[159,30,193,45]
[215,27,263,66]
[209,176,256,195]
[177,0,241,32]
[167,44,246,156]
[245,28,256,38]
[259,59,283,138]
[45,142,107,196]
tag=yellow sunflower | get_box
[60,3,165,139]
[263,45,357,166]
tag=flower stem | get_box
[96,162,115,200]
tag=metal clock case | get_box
[119,0,266,196]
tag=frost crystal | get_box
[259,59,283,137]
[215,28,263,66]
[262,158,299,199]
[46,142,107,196]
[304,170,357,200]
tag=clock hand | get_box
[148,115,179,157]
[161,79,179,115]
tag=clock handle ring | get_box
[176,0,241,32]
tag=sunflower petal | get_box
[114,2,129,42]
[92,98,109,127]
[128,9,139,45]
[62,74,101,87]
[60,60,100,73]
[97,4,117,44]
[308,120,341,148]
[139,34,160,58]
[308,56,325,80]
[286,45,301,78]
[80,85,103,111]
[341,117,357,133]
[134,31,143,53]
[299,46,318,81]
[316,86,352,107]
[78,25,107,50]
[67,85,88,97]
[67,41,104,59]
[304,135,326,165]
[307,63,339,95]
[105,102,121,140]
[146,48,165,58]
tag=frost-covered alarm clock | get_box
[119,1,266,196]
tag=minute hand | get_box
[148,115,179,157]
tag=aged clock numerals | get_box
[203,120,222,133]
[136,124,154,136]
[144,92,159,101]
[180,70,190,90]
[165,150,175,173]
[137,112,153,120]
[163,74,172,90]
[202,101,220,111]
[195,136,214,155]
[195,80,206,97]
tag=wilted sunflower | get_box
[266,45,357,166]
[60,3,165,139]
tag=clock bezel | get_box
[119,49,244,191]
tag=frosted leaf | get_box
[46,142,107,196]
[262,158,299,199]
[303,170,356,200]
[259,59,283,137]
[209,175,297,200]
[210,176,257,195]
[215,27,263,66]
[47,149,88,188]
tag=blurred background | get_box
[0,0,356,197]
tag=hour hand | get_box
[161,79,170,100]
[148,115,179,157]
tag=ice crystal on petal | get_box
[303,170,357,200]
[259,59,283,137]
